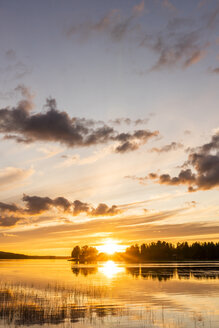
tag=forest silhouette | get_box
[71,241,219,263]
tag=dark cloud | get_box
[150,142,184,153]
[73,200,90,216]
[73,200,121,216]
[0,195,122,227]
[0,202,19,213]
[157,169,196,187]
[0,216,22,227]
[0,199,25,227]
[147,131,219,192]
[0,93,158,153]
[114,130,159,153]
[23,195,72,214]
[115,141,139,153]
[91,203,121,216]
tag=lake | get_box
[0,260,219,327]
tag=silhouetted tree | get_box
[71,246,81,260]
[71,245,98,263]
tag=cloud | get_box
[73,200,90,216]
[211,67,219,73]
[115,221,219,240]
[0,202,19,213]
[59,146,111,167]
[0,216,22,227]
[5,49,16,61]
[91,203,121,216]
[2,61,32,81]
[0,199,25,227]
[23,195,72,214]
[138,3,219,71]
[0,94,158,153]
[73,200,121,217]
[0,167,34,191]
[184,49,206,67]
[0,194,123,227]
[114,130,159,153]
[133,1,145,15]
[150,142,184,153]
[145,30,209,71]
[161,0,177,13]
[185,201,197,208]
[14,84,35,111]
[198,0,209,9]
[146,131,219,192]
[125,174,148,185]
[109,117,149,125]
[66,3,144,43]
[206,4,219,29]
[37,146,62,159]
[13,204,219,244]
[65,1,219,71]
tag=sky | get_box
[0,0,218,256]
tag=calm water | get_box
[0,260,219,327]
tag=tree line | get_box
[71,241,219,263]
[123,241,219,262]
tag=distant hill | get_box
[0,251,68,259]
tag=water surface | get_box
[0,260,219,327]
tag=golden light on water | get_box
[98,261,125,278]
[96,239,126,254]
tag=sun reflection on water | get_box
[98,261,125,278]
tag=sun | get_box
[97,239,125,255]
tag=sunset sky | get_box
[0,0,218,256]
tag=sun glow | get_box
[97,239,125,254]
[98,261,125,278]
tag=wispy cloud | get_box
[1,50,32,81]
[109,117,149,126]
[66,6,140,42]
[65,1,219,71]
[59,145,111,167]
[161,0,177,13]
[133,1,145,14]
[150,142,184,153]
[0,167,34,191]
